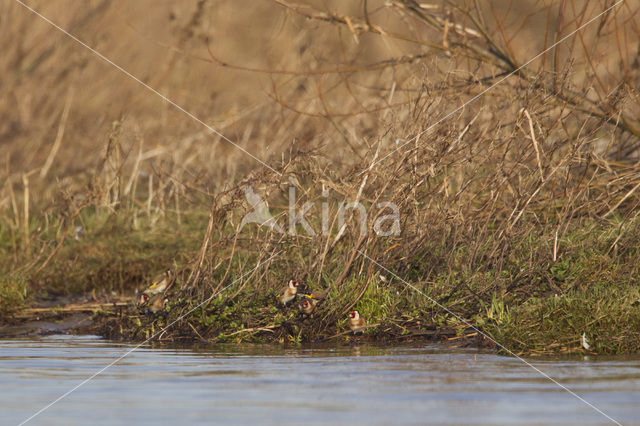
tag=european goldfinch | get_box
[138,293,167,314]
[299,290,325,316]
[144,270,172,296]
[348,310,366,333]
[304,290,326,301]
[299,298,319,316]
[277,279,298,306]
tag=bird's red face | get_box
[289,279,298,289]
[349,311,358,319]
[301,300,310,309]
[140,293,150,305]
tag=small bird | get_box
[299,299,313,315]
[299,290,325,316]
[138,293,167,314]
[138,292,148,306]
[144,270,172,296]
[304,290,326,301]
[581,332,591,350]
[277,279,298,306]
[348,310,366,334]
[299,298,320,316]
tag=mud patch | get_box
[0,313,93,338]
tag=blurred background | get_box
[2,0,638,197]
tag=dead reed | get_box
[1,1,640,352]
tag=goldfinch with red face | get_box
[299,298,318,316]
[138,293,167,314]
[277,279,298,306]
[348,310,366,333]
[299,289,325,316]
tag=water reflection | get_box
[1,335,639,425]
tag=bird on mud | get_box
[277,279,298,306]
[348,310,366,334]
[138,293,167,314]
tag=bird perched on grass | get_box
[299,299,314,316]
[299,297,323,317]
[137,270,172,308]
[348,310,366,334]
[304,290,326,302]
[145,270,172,295]
[299,290,326,316]
[138,293,167,314]
[277,279,298,306]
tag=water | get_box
[1,336,639,425]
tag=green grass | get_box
[491,284,640,354]
[3,200,640,355]
[0,274,28,315]
[1,207,206,302]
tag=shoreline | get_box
[0,296,591,356]
[3,253,640,356]
[0,298,486,349]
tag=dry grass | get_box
[2,0,640,352]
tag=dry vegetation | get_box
[2,0,640,354]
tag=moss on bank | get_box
[0,208,203,309]
[1,0,640,358]
[0,275,27,316]
[2,207,640,355]
[491,285,640,355]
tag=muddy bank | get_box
[0,299,492,351]
[0,297,127,338]
[0,313,93,338]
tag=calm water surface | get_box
[1,335,639,425]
